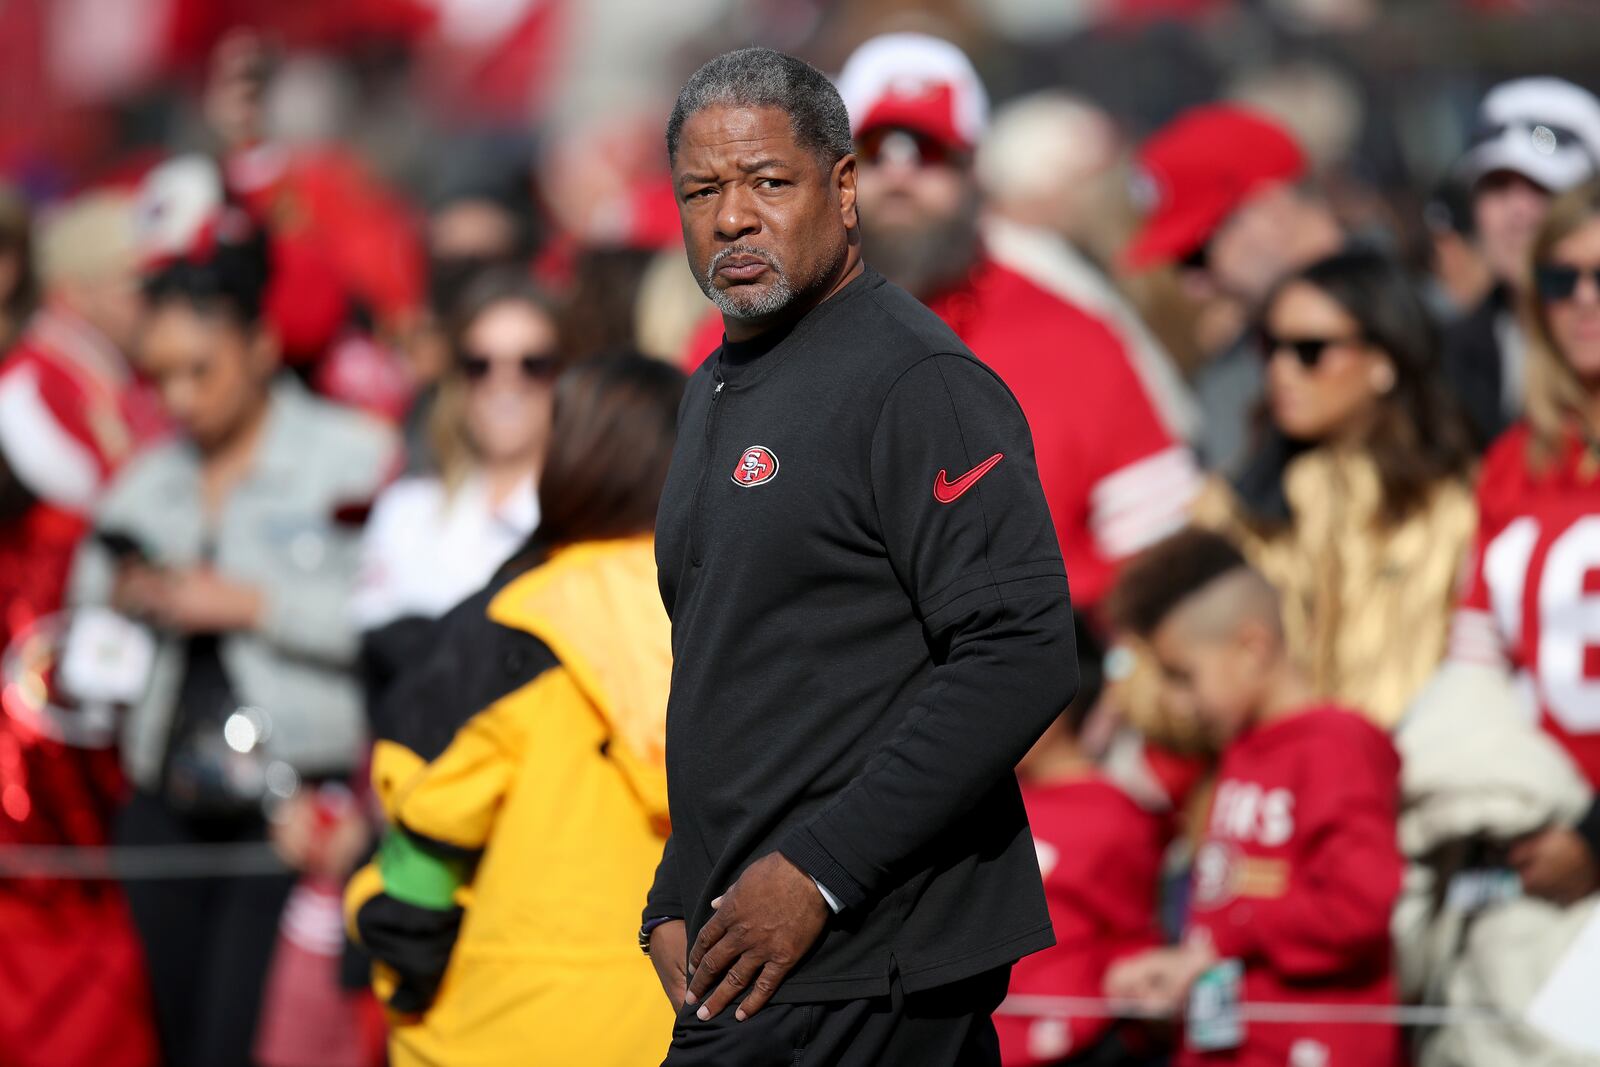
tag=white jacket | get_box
[1395,661,1597,1067]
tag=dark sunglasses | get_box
[457,351,561,383]
[855,127,965,169]
[1257,332,1365,369]
[1533,263,1600,302]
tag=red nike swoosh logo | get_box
[934,452,1004,504]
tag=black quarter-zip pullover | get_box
[647,267,1079,1002]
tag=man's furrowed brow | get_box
[740,157,794,173]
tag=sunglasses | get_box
[1533,263,1600,302]
[1257,332,1365,369]
[855,127,965,169]
[458,351,561,383]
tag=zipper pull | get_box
[714,378,725,398]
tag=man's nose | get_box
[716,186,761,240]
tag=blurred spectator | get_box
[1227,58,1411,258]
[1442,76,1600,449]
[1124,104,1343,474]
[635,244,717,362]
[838,31,1199,614]
[139,150,417,426]
[354,271,558,700]
[1106,530,1404,1067]
[68,210,395,1067]
[1191,249,1476,728]
[393,144,543,464]
[0,185,36,351]
[563,245,663,362]
[977,90,1201,443]
[1000,681,1166,1067]
[205,30,426,364]
[1449,179,1600,901]
[0,192,168,512]
[0,188,172,661]
[348,352,684,1067]
[1393,661,1593,1067]
[425,142,539,323]
[1423,176,1495,320]
[535,110,685,362]
[0,190,166,1067]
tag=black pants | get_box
[662,966,1009,1067]
[113,791,294,1067]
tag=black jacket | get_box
[1441,286,1514,452]
[645,267,1078,1002]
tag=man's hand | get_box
[649,920,689,1012]
[684,852,829,1022]
[111,562,170,620]
[1104,940,1216,1016]
[148,568,264,634]
[1511,827,1600,906]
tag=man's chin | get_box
[711,281,794,320]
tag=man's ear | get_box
[249,325,282,380]
[834,153,858,230]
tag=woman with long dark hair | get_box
[1184,248,1478,728]
[69,207,397,1067]
[347,352,686,1067]
[1117,250,1478,750]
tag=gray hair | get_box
[666,48,853,168]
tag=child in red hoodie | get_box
[1000,694,1167,1066]
[1104,530,1403,1067]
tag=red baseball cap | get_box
[1123,104,1306,271]
[836,33,990,153]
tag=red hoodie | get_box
[1000,776,1165,1065]
[1183,706,1403,1067]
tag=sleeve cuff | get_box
[812,877,843,913]
[643,878,684,926]
[378,828,472,911]
[778,827,868,911]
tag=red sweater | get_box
[999,776,1165,1066]
[1183,706,1403,1067]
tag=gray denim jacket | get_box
[69,379,397,791]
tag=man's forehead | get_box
[677,105,800,156]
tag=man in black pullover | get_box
[643,47,1078,1066]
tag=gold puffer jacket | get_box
[1121,448,1477,747]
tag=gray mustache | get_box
[709,246,780,274]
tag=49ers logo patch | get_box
[732,445,779,487]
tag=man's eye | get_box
[685,188,715,201]
[758,178,787,189]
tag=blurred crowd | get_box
[3,2,1600,1066]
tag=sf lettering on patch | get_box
[732,445,779,487]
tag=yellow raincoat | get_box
[346,536,674,1066]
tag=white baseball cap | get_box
[835,32,989,152]
[1457,76,1600,193]
[134,154,228,268]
